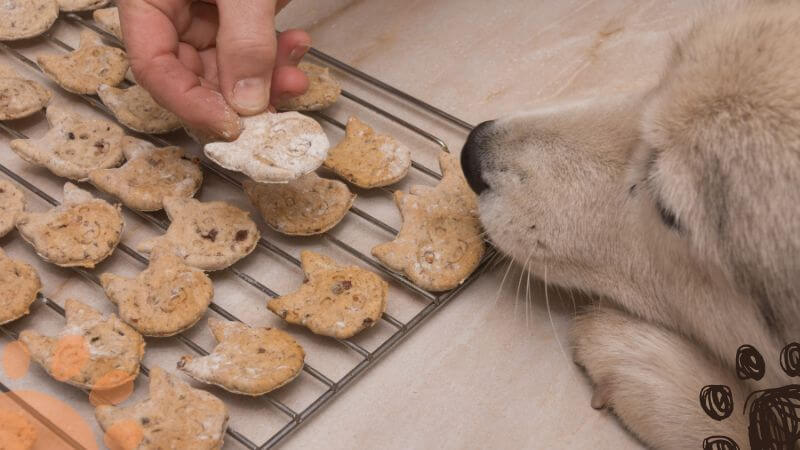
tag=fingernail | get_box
[289,44,310,64]
[232,78,269,113]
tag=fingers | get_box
[120,0,241,139]
[178,2,218,49]
[215,0,279,115]
[271,29,311,104]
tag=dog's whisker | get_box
[544,262,577,382]
[515,253,532,317]
[494,255,516,306]
[525,259,533,331]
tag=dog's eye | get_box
[656,197,681,231]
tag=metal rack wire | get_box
[0,10,495,450]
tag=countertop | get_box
[0,0,706,449]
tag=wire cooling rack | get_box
[0,9,494,450]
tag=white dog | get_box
[460,1,800,448]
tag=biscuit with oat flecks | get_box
[93,6,121,40]
[275,62,341,112]
[243,172,354,236]
[204,111,329,183]
[95,367,228,450]
[9,105,125,181]
[177,318,305,396]
[0,64,51,120]
[37,30,128,95]
[19,299,145,390]
[323,117,412,188]
[89,136,203,212]
[0,248,41,326]
[100,247,213,337]
[16,183,124,268]
[0,179,25,238]
[0,409,37,450]
[371,152,485,292]
[98,84,181,134]
[57,0,109,12]
[0,0,59,41]
[268,251,387,339]
[137,197,259,271]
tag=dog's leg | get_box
[572,307,751,449]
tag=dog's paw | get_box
[699,343,800,450]
[570,308,641,411]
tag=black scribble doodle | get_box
[737,345,766,381]
[700,385,735,421]
[700,343,800,450]
[703,436,740,450]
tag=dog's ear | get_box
[641,1,800,332]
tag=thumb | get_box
[215,0,278,115]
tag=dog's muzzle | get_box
[461,120,494,195]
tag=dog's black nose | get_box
[461,120,494,195]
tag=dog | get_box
[460,1,800,448]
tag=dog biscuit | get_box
[0,179,25,238]
[0,0,59,41]
[89,136,203,211]
[372,152,485,291]
[178,318,305,396]
[16,183,124,268]
[101,247,213,337]
[38,30,128,95]
[276,62,341,111]
[204,111,329,183]
[0,249,41,326]
[19,299,145,390]
[137,197,259,271]
[0,64,51,120]
[93,7,122,40]
[96,367,228,450]
[268,251,388,339]
[324,117,412,188]
[243,173,354,236]
[10,105,125,181]
[98,84,181,134]
[0,409,37,450]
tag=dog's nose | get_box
[461,120,494,195]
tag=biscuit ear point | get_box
[136,238,160,255]
[371,242,403,269]
[207,318,233,341]
[300,251,337,277]
[62,182,95,205]
[9,139,42,166]
[64,299,100,323]
[437,151,460,177]
[79,30,103,48]
[147,367,172,395]
[148,245,178,264]
[345,116,371,137]
[161,196,191,218]
[93,405,114,425]
[121,136,156,160]
[98,273,125,300]
[18,330,52,358]
[45,104,71,126]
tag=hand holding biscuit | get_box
[118,0,311,141]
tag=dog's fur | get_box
[464,1,800,448]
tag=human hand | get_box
[119,0,311,140]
